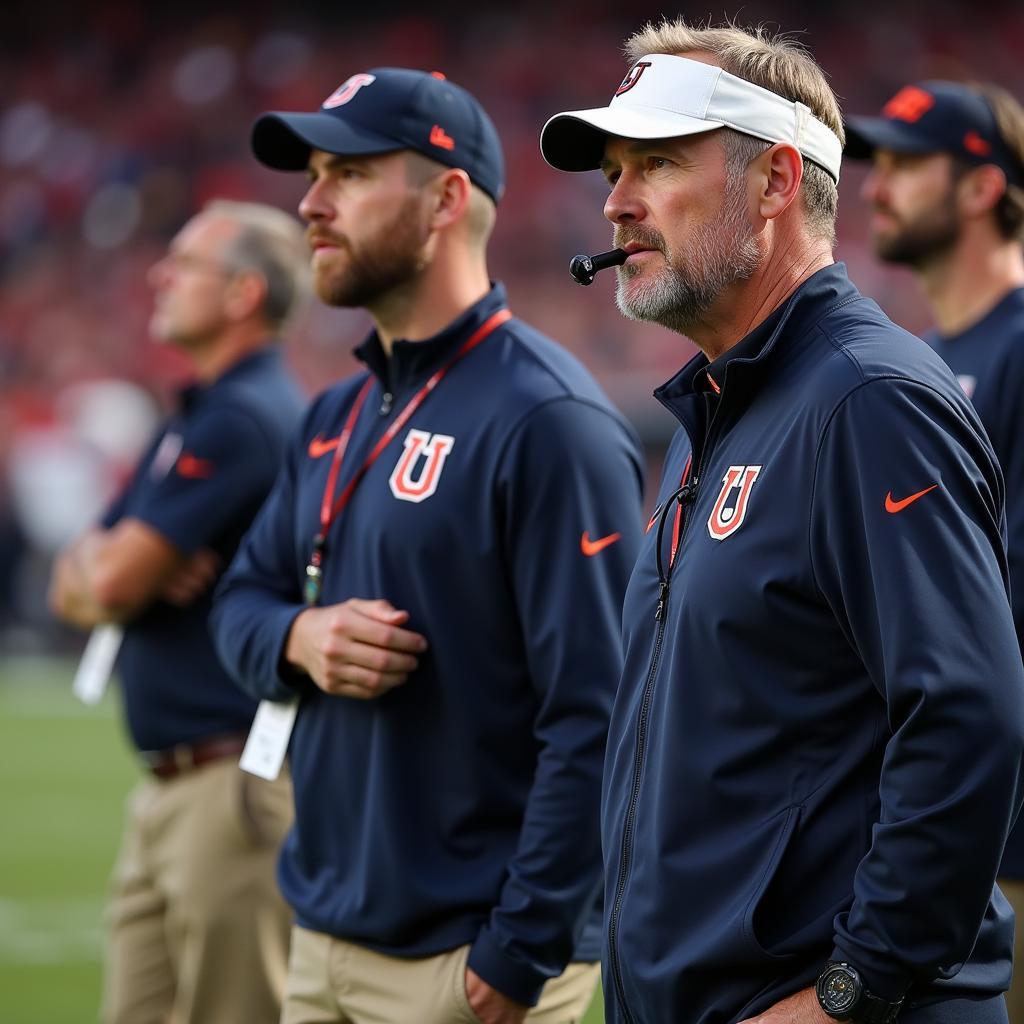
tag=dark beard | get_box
[872,219,958,268]
[316,194,427,308]
[873,199,960,269]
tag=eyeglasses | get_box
[159,251,239,276]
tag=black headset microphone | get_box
[568,247,628,286]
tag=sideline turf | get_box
[0,656,606,1022]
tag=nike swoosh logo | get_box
[176,453,215,479]
[885,484,938,514]
[581,531,622,556]
[308,435,340,458]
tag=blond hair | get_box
[404,151,496,248]
[971,83,1024,242]
[624,18,844,242]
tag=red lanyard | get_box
[652,452,694,622]
[669,453,693,569]
[303,308,511,605]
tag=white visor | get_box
[540,53,842,182]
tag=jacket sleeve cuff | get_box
[270,606,313,696]
[467,930,551,1008]
[829,943,913,1004]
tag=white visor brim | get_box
[540,53,842,182]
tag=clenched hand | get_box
[285,597,428,699]
[159,548,221,606]
[465,968,529,1024]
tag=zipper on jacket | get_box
[654,477,699,620]
[609,393,726,1020]
[608,587,669,1024]
[654,580,669,621]
[608,469,697,1022]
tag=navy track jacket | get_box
[212,286,644,1006]
[931,288,1024,877]
[602,264,1024,1024]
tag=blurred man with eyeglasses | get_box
[49,199,308,1024]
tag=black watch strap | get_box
[856,990,903,1024]
[817,961,903,1023]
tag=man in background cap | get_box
[542,18,1024,1024]
[849,78,1024,1022]
[211,67,644,1024]
[48,200,308,1024]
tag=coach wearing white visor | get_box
[542,18,1024,1024]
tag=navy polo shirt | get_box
[103,347,305,752]
[930,288,1024,876]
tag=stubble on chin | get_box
[614,261,711,336]
[614,207,762,334]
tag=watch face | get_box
[819,965,859,1013]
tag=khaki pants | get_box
[1002,878,1024,1024]
[102,757,294,1024]
[282,925,600,1024]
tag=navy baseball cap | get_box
[252,67,506,203]
[845,81,1023,186]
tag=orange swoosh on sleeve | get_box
[581,531,622,556]
[176,453,215,479]
[308,435,341,458]
[884,484,938,514]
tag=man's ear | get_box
[957,163,1008,220]
[224,269,268,322]
[752,142,804,225]
[427,169,472,231]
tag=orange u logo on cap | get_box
[882,86,935,123]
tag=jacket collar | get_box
[179,345,282,411]
[698,302,786,397]
[355,283,508,390]
[654,263,860,420]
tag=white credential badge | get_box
[239,698,299,781]
[72,624,124,705]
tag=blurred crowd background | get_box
[2,0,1023,653]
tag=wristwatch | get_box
[815,961,903,1022]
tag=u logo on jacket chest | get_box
[389,429,456,503]
[707,464,762,540]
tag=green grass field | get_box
[0,655,605,1023]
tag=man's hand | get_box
[284,598,428,699]
[738,986,832,1023]
[465,968,529,1024]
[158,548,221,606]
[48,539,105,629]
[48,519,188,628]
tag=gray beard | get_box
[615,178,763,335]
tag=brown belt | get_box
[141,732,248,780]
